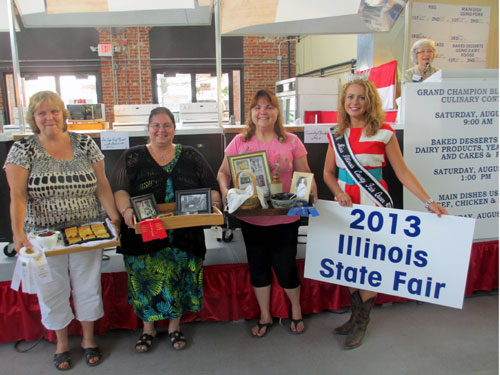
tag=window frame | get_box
[151,67,243,122]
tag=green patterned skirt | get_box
[124,246,204,322]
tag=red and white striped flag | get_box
[361,60,397,110]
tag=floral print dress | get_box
[123,145,203,322]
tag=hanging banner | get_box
[304,200,475,309]
[403,79,498,240]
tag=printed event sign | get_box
[404,79,498,240]
[304,200,475,309]
[410,3,490,69]
[100,131,130,150]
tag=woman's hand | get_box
[427,202,448,217]
[13,232,31,253]
[336,192,352,207]
[123,208,135,229]
[110,215,122,235]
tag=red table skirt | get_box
[1,240,497,344]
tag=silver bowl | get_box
[271,193,297,209]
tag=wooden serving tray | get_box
[230,207,290,216]
[134,203,224,234]
[44,239,120,257]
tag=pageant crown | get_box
[344,70,371,83]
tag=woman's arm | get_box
[293,155,318,203]
[323,146,352,207]
[385,134,448,216]
[211,189,222,211]
[114,190,135,229]
[217,155,232,205]
[92,160,121,231]
[4,164,31,252]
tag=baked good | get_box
[67,236,82,245]
[65,227,78,238]
[78,225,92,238]
[91,223,107,236]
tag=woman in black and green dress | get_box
[112,107,221,351]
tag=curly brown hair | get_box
[336,80,385,137]
[242,89,287,142]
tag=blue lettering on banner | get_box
[393,271,447,298]
[319,258,382,287]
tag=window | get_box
[154,70,242,124]
[4,73,99,125]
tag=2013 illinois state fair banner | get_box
[304,200,476,309]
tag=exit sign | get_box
[98,44,113,57]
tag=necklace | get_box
[148,144,174,163]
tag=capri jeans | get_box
[36,249,104,330]
[241,220,300,289]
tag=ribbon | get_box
[11,246,52,294]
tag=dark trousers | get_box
[240,220,301,289]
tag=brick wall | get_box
[96,30,296,124]
[243,36,296,117]
[97,27,152,123]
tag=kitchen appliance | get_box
[67,104,105,121]
[112,104,157,130]
[275,77,339,124]
[179,102,220,124]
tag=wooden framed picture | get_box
[175,188,212,215]
[228,151,272,196]
[130,194,160,221]
[290,172,314,203]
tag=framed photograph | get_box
[290,172,314,203]
[130,194,160,222]
[176,188,212,215]
[228,151,272,196]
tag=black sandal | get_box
[290,318,305,334]
[53,351,71,371]
[252,322,273,338]
[135,333,154,353]
[83,347,102,367]
[169,331,187,350]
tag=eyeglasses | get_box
[416,49,433,54]
[150,123,174,130]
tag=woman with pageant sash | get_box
[323,77,448,349]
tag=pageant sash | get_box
[328,127,393,208]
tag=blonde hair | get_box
[26,91,69,134]
[336,80,385,137]
[242,89,287,142]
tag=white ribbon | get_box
[11,246,52,294]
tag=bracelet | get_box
[121,206,132,216]
[424,199,434,210]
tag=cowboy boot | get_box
[334,290,362,335]
[344,296,376,349]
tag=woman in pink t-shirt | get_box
[218,89,317,337]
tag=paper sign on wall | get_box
[100,131,130,150]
